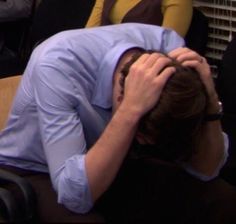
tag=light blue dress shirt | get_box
[0,23,228,213]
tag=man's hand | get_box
[168,48,226,179]
[86,53,175,203]
[168,47,219,113]
[120,52,175,118]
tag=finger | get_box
[181,55,209,69]
[177,53,203,64]
[169,48,202,63]
[132,52,163,65]
[168,47,190,58]
[131,53,150,66]
[130,53,167,75]
[140,52,166,68]
[169,48,204,65]
[182,60,211,76]
[150,56,172,76]
[199,56,206,64]
[181,59,204,67]
[181,60,202,71]
[155,66,175,87]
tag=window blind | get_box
[193,0,236,66]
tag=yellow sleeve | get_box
[85,0,105,27]
[162,0,193,37]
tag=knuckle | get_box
[129,64,140,72]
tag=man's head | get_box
[119,50,208,162]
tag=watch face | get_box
[218,101,223,113]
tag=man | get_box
[0,23,227,215]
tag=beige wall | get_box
[0,76,21,131]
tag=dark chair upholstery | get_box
[0,168,38,223]
[0,0,95,78]
[0,0,37,77]
[0,18,33,77]
[2,158,236,223]
[185,7,209,55]
[0,166,104,223]
[29,0,95,50]
[216,35,236,185]
[97,158,236,224]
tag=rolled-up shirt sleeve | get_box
[56,155,93,213]
[180,132,229,181]
[33,59,93,213]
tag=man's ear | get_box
[136,132,154,145]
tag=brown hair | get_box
[120,50,208,162]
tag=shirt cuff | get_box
[56,154,93,214]
[180,132,229,181]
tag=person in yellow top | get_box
[86,0,193,37]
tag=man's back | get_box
[0,24,185,174]
[0,23,184,213]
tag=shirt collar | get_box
[91,43,141,109]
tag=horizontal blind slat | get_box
[193,0,235,64]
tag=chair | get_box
[216,35,236,186]
[29,0,95,50]
[0,168,38,223]
[0,19,31,77]
[0,75,105,222]
[0,75,37,222]
[0,0,37,78]
[185,7,209,55]
[0,0,95,78]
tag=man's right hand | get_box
[120,52,175,119]
[168,47,220,114]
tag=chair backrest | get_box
[216,35,236,114]
[185,7,209,55]
[0,75,21,130]
[216,36,236,176]
[29,0,95,49]
[0,0,37,77]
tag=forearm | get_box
[162,0,193,37]
[85,104,140,202]
[85,53,175,202]
[168,48,228,179]
[188,95,226,177]
[189,121,225,177]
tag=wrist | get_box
[206,94,220,114]
[205,101,223,122]
[115,103,142,125]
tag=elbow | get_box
[55,174,94,214]
[196,170,220,182]
[183,159,227,182]
[183,166,219,182]
[58,194,94,214]
[49,154,94,214]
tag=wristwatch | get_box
[205,101,223,121]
